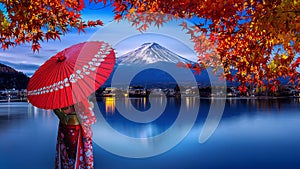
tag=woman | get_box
[54,99,96,169]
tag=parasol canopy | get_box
[27,41,116,109]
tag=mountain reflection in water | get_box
[0,97,299,169]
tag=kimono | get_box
[54,100,97,169]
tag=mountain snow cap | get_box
[117,42,193,65]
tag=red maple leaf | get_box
[292,57,300,69]
[32,43,41,52]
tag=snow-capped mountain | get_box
[104,42,211,87]
[117,42,193,65]
[103,42,239,87]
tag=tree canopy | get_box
[1,0,299,91]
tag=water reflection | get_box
[1,98,300,169]
[124,97,150,112]
[25,104,54,119]
[34,106,39,118]
[98,96,200,138]
[224,97,300,114]
[105,97,116,115]
[188,97,198,110]
[0,102,30,120]
[100,97,300,121]
[96,97,189,139]
[104,97,154,115]
[93,96,200,158]
[103,96,197,116]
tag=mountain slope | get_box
[106,63,212,88]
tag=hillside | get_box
[0,63,29,90]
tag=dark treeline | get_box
[0,63,29,90]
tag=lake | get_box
[0,97,300,169]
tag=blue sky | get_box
[0,4,198,76]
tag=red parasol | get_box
[27,41,115,109]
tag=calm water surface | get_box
[0,97,300,169]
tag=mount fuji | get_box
[117,42,193,65]
[104,42,223,88]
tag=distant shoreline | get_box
[1,95,299,104]
[0,99,28,103]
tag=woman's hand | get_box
[63,106,75,114]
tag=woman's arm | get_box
[53,109,66,121]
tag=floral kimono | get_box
[54,100,97,169]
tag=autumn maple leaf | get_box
[114,14,123,20]
[238,85,248,93]
[96,20,104,26]
[292,57,300,69]
[32,43,41,52]
[1,43,8,50]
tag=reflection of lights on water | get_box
[139,124,156,146]
[186,97,190,109]
[27,103,55,119]
[105,97,116,115]
[124,97,130,109]
[28,103,33,118]
[5,103,11,119]
[34,106,39,118]
[139,124,154,138]
[42,109,46,119]
[124,97,148,111]
[229,97,232,105]
[42,109,53,119]
[137,97,147,110]
[185,97,196,110]
[159,97,162,106]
